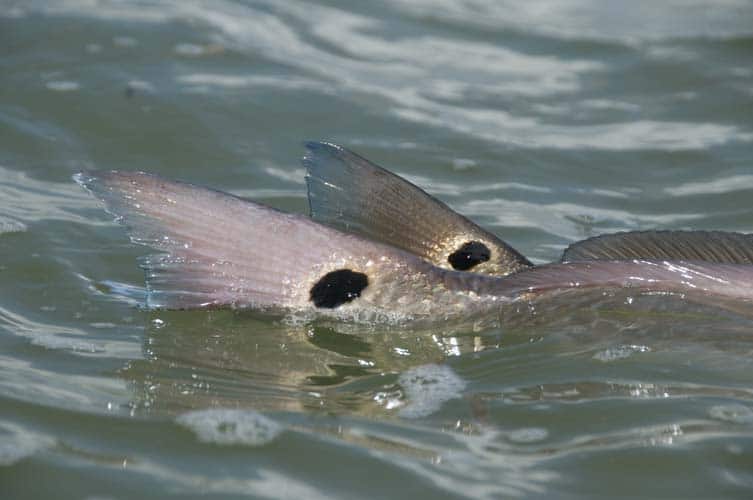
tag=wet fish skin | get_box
[75,156,753,322]
[304,141,533,277]
[563,230,753,264]
[73,170,510,321]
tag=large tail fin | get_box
[74,171,470,320]
[303,142,532,276]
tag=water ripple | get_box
[25,0,753,150]
[384,0,753,42]
[0,166,103,227]
[0,421,54,466]
[666,174,753,196]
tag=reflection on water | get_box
[106,291,753,498]
[123,291,753,418]
[124,311,474,415]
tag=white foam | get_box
[113,36,138,47]
[0,354,131,410]
[27,0,753,150]
[709,404,753,424]
[263,166,306,185]
[665,175,753,196]
[0,305,107,354]
[126,80,155,93]
[177,408,283,446]
[462,197,702,242]
[383,0,753,42]
[593,344,651,362]
[0,422,54,465]
[0,219,27,234]
[46,80,80,92]
[403,174,550,197]
[451,158,477,171]
[174,43,207,56]
[177,73,332,95]
[398,364,467,418]
[0,6,25,18]
[112,460,331,499]
[508,427,549,443]
[580,99,640,112]
[0,166,101,226]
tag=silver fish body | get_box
[75,144,753,323]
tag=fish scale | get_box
[76,146,753,322]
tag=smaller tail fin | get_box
[303,142,532,276]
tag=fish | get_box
[74,142,753,323]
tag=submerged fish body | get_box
[75,143,753,322]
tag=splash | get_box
[176,408,284,446]
[398,364,467,418]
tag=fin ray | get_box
[562,230,753,264]
[303,142,531,276]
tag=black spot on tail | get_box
[310,269,369,308]
[448,241,491,271]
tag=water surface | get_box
[2,1,753,498]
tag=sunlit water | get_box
[2,1,753,498]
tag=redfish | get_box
[74,142,753,322]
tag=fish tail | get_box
[74,170,457,317]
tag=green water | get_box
[2,1,753,498]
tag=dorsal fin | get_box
[303,141,532,276]
[562,230,753,264]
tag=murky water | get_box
[2,1,753,498]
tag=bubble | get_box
[176,409,283,446]
[398,364,467,419]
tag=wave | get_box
[18,0,753,151]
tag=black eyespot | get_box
[310,269,369,308]
[448,241,491,271]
